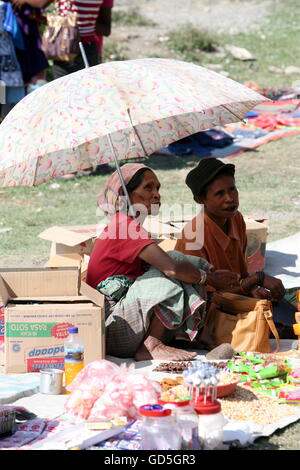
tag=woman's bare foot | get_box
[135,336,197,361]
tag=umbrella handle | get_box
[107,134,136,218]
[79,42,90,68]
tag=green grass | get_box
[167,23,219,61]
[102,40,129,62]
[166,0,300,88]
[112,8,157,27]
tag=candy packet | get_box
[245,378,286,398]
[248,362,288,380]
[286,368,300,385]
[278,385,300,404]
[228,352,290,380]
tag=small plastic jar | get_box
[158,399,199,450]
[195,399,224,450]
[138,404,181,450]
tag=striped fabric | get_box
[58,0,104,38]
[102,250,212,358]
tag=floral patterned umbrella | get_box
[0,58,267,187]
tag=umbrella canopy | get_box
[0,58,267,187]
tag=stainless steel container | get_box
[40,369,64,394]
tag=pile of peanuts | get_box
[219,384,298,425]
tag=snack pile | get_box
[153,362,193,373]
[228,351,300,404]
[157,358,238,404]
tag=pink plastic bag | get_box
[64,360,120,419]
[89,365,161,420]
[64,360,161,421]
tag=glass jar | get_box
[158,399,199,450]
[195,399,224,450]
[138,404,181,450]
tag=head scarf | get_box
[98,162,152,215]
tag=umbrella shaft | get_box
[79,42,90,68]
[107,134,135,218]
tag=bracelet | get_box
[255,270,265,287]
[198,272,207,285]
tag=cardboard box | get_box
[39,215,268,273]
[38,224,107,257]
[38,224,108,272]
[244,217,268,272]
[0,267,105,373]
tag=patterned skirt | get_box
[98,250,212,358]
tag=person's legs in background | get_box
[52,41,99,79]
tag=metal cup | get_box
[39,368,64,394]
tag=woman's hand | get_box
[262,274,285,302]
[250,286,272,300]
[206,270,240,291]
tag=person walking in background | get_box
[10,0,113,78]
[11,0,114,178]
[13,5,48,89]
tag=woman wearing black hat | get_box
[175,158,295,335]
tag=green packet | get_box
[228,361,289,380]
[238,352,266,364]
[249,364,287,380]
[236,375,285,387]
[252,387,279,399]
[228,361,252,374]
[238,377,285,399]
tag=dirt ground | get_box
[109,0,273,59]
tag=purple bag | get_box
[42,9,79,62]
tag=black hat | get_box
[185,158,235,197]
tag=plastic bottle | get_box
[64,326,84,393]
[139,404,181,450]
[158,399,199,450]
[195,399,224,450]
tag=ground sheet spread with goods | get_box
[1,342,300,451]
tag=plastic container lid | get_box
[158,399,191,407]
[194,399,221,415]
[139,404,172,417]
[68,326,78,334]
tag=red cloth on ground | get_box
[248,113,300,131]
[86,212,155,289]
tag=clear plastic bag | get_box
[64,360,161,420]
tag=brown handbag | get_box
[41,2,80,62]
[201,291,280,353]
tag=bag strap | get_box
[263,310,280,352]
